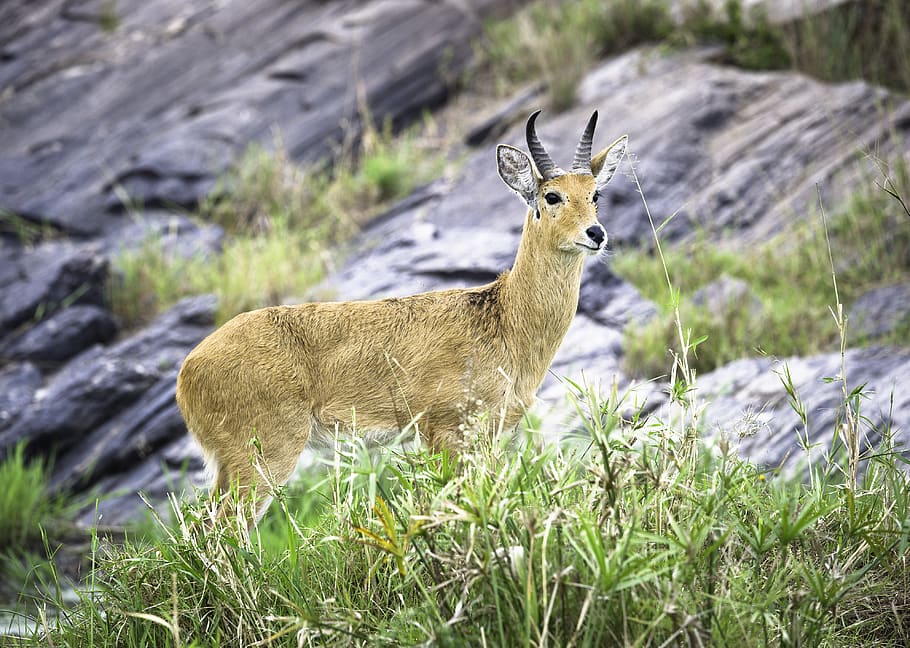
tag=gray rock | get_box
[1,305,118,366]
[575,48,910,246]
[48,372,193,494]
[690,345,910,470]
[691,274,763,315]
[0,295,215,462]
[0,243,108,336]
[0,0,510,237]
[0,362,43,432]
[850,283,910,341]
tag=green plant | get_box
[674,0,791,70]
[781,0,910,94]
[109,117,447,329]
[477,0,673,109]
[617,160,910,377]
[0,443,63,551]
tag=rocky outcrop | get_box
[0,0,908,526]
[1,0,509,237]
[0,296,215,524]
[0,0,514,523]
[695,345,910,470]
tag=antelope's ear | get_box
[591,135,628,191]
[497,144,538,209]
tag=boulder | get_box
[0,362,43,432]
[0,243,108,337]
[0,295,215,463]
[0,0,512,236]
[693,345,910,470]
[850,283,910,341]
[0,305,119,367]
[691,274,763,315]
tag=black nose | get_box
[585,225,605,246]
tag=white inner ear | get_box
[595,135,628,191]
[497,145,538,208]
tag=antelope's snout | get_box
[577,222,607,253]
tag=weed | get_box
[780,0,910,94]
[475,0,910,113]
[0,443,62,551]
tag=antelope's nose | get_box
[586,225,606,247]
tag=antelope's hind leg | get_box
[209,415,313,524]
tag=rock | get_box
[49,372,192,494]
[691,345,910,469]
[578,261,658,328]
[575,47,910,246]
[0,362,43,432]
[463,82,545,146]
[102,210,225,261]
[0,295,215,462]
[850,283,910,341]
[1,305,119,367]
[0,0,511,237]
[0,243,108,337]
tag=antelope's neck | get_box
[499,212,585,391]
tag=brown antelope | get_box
[176,111,627,520]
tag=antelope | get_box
[176,111,627,520]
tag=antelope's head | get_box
[497,110,627,258]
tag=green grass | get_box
[476,0,674,109]
[8,378,909,647]
[780,0,910,94]
[108,119,447,328]
[475,0,910,111]
[0,442,90,611]
[0,443,63,551]
[616,161,910,378]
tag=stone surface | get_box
[850,283,910,341]
[0,0,511,237]
[0,362,43,432]
[0,305,119,366]
[692,275,763,315]
[575,48,910,246]
[693,345,910,470]
[0,243,108,337]
[0,296,215,470]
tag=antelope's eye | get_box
[592,190,600,203]
[544,192,561,205]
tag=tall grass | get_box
[13,382,909,647]
[476,0,673,109]
[475,0,910,111]
[780,0,910,94]
[0,443,62,551]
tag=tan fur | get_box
[176,115,627,520]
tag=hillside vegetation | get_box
[2,0,909,646]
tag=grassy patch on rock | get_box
[616,161,910,378]
[475,0,910,110]
[108,119,447,328]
